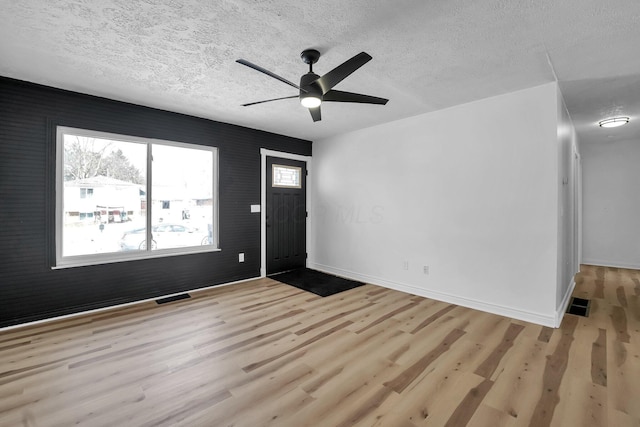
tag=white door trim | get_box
[260,149,312,277]
[575,151,582,270]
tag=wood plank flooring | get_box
[1,264,639,426]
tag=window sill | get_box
[52,246,222,269]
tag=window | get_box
[55,126,219,267]
[272,164,302,188]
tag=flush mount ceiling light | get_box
[599,117,629,128]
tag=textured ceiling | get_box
[1,0,639,144]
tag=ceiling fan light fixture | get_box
[300,94,321,108]
[599,117,629,128]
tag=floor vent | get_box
[156,293,191,305]
[566,297,590,317]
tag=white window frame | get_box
[54,126,220,269]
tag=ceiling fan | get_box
[236,49,388,122]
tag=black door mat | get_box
[269,268,365,297]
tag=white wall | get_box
[582,139,640,269]
[310,83,565,326]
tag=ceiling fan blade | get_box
[323,90,388,105]
[309,106,321,122]
[242,95,298,107]
[236,59,306,92]
[313,52,372,94]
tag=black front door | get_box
[266,156,307,275]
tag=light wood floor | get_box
[1,265,639,426]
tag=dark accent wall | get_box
[0,77,312,328]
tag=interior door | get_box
[266,156,307,275]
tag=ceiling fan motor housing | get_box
[300,72,322,95]
[300,72,323,106]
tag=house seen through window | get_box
[56,126,219,267]
[80,188,93,199]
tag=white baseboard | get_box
[0,276,261,332]
[555,278,576,327]
[308,262,557,327]
[582,258,640,270]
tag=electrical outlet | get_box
[403,261,409,270]
[239,253,245,262]
[423,265,429,275]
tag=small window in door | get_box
[272,164,302,188]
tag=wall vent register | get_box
[566,297,591,317]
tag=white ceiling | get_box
[1,0,639,145]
